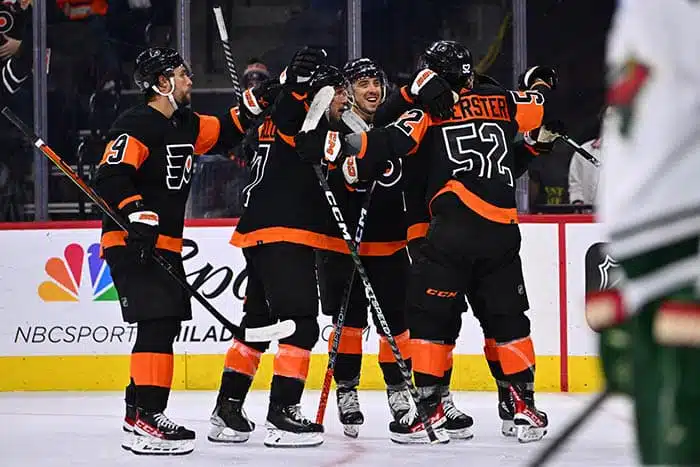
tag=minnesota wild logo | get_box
[606,59,650,137]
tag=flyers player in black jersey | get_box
[315,58,415,439]
[296,40,563,444]
[93,47,252,455]
[206,48,346,449]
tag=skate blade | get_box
[390,428,450,445]
[121,431,134,451]
[130,436,195,456]
[446,427,474,440]
[343,424,360,438]
[501,420,516,437]
[207,425,251,444]
[516,426,547,443]
[263,424,324,448]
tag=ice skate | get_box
[264,403,324,447]
[131,409,195,455]
[121,403,136,451]
[441,391,474,440]
[509,384,548,443]
[208,397,255,443]
[389,393,449,444]
[337,386,364,438]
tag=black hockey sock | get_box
[270,375,305,407]
[334,354,362,385]
[218,370,254,402]
[380,360,410,387]
[125,378,137,406]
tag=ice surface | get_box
[0,390,636,467]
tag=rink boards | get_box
[0,215,607,392]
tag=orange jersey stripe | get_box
[100,231,183,253]
[277,130,296,147]
[431,180,518,225]
[100,134,150,169]
[117,194,143,210]
[229,227,405,256]
[194,113,221,155]
[406,222,429,242]
[130,352,174,388]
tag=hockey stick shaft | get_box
[2,106,294,343]
[527,389,611,467]
[213,5,242,104]
[316,182,375,424]
[313,164,439,443]
[560,136,601,167]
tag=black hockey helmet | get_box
[343,57,387,102]
[133,47,190,92]
[309,64,349,97]
[420,40,474,90]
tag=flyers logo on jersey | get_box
[165,144,194,190]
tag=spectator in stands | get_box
[568,107,608,211]
[528,140,573,213]
[242,58,270,89]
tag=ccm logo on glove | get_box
[324,131,341,162]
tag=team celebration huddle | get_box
[94,37,562,455]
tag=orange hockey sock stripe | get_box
[497,337,535,375]
[379,330,410,363]
[444,343,455,372]
[130,352,174,388]
[411,339,449,377]
[328,326,363,355]
[484,338,499,361]
[224,339,263,377]
[274,344,311,381]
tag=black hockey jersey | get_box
[230,88,342,251]
[94,104,247,254]
[357,83,552,225]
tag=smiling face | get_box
[351,76,383,116]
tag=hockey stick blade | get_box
[2,106,295,343]
[244,319,296,342]
[301,86,334,132]
[341,110,370,132]
[559,136,601,167]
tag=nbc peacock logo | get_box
[38,243,119,302]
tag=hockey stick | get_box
[316,182,374,426]
[212,5,242,104]
[2,107,294,343]
[316,110,374,425]
[559,136,601,167]
[527,389,611,467]
[302,93,441,443]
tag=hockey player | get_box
[316,57,414,439]
[207,49,347,448]
[586,0,700,464]
[296,40,561,444]
[94,47,254,455]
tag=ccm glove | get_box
[122,201,159,264]
[518,65,558,90]
[241,79,282,117]
[410,68,456,120]
[280,46,327,87]
[295,129,344,164]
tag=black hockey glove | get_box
[523,126,560,154]
[241,79,282,118]
[409,68,456,120]
[123,206,159,265]
[518,65,558,90]
[295,128,344,165]
[281,46,327,87]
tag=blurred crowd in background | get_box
[0,0,615,222]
